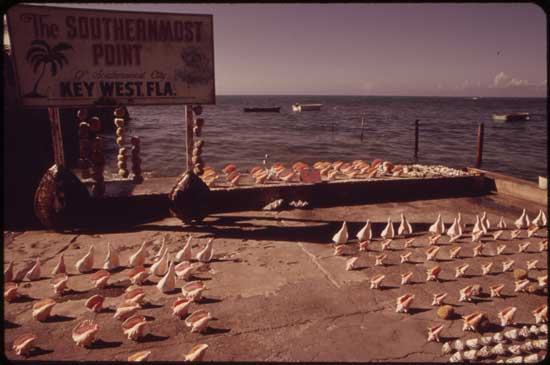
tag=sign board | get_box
[6,4,215,107]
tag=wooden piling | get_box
[475,122,484,168]
[414,119,419,159]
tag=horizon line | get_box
[216,94,547,98]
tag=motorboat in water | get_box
[243,106,281,113]
[492,112,530,122]
[292,103,322,112]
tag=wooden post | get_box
[414,119,419,159]
[48,107,65,167]
[185,105,194,172]
[475,122,484,168]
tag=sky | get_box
[9,2,548,97]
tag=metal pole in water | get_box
[414,119,419,160]
[475,122,484,168]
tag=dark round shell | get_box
[169,171,210,224]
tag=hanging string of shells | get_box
[131,136,143,183]
[77,109,92,179]
[192,105,205,176]
[114,107,129,179]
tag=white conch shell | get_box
[51,254,66,275]
[492,332,506,344]
[25,258,41,281]
[124,287,146,306]
[515,209,530,229]
[477,345,491,359]
[196,238,214,263]
[427,324,444,342]
[172,297,193,318]
[4,261,14,282]
[510,229,521,240]
[356,220,372,241]
[13,333,37,356]
[175,261,197,280]
[374,254,387,266]
[114,300,140,321]
[449,246,461,259]
[184,344,209,362]
[471,230,482,243]
[75,246,94,273]
[103,242,120,271]
[527,225,539,238]
[432,292,448,306]
[398,213,413,236]
[481,262,493,275]
[426,246,440,261]
[480,336,494,346]
[128,350,152,362]
[524,354,539,363]
[459,285,474,302]
[465,338,481,350]
[396,293,414,313]
[182,280,205,302]
[426,266,441,281]
[404,237,415,248]
[496,244,506,255]
[539,239,548,252]
[85,294,105,313]
[332,221,349,244]
[401,271,413,285]
[537,275,547,287]
[473,244,483,257]
[514,279,529,292]
[90,269,110,289]
[5,282,20,302]
[504,328,518,340]
[32,298,56,321]
[14,261,34,282]
[446,218,461,238]
[452,339,465,351]
[157,261,176,293]
[508,345,522,355]
[128,266,149,285]
[333,244,346,256]
[121,315,147,340]
[462,311,485,331]
[532,209,547,227]
[153,236,167,260]
[358,240,369,252]
[429,214,444,235]
[518,241,530,253]
[526,259,538,270]
[400,251,412,263]
[472,215,483,235]
[497,216,507,229]
[176,236,193,262]
[449,351,462,363]
[493,230,504,240]
[491,343,507,356]
[129,241,148,267]
[381,239,392,251]
[518,326,530,339]
[429,234,442,245]
[532,304,547,324]
[72,319,99,347]
[533,338,546,349]
[507,356,524,363]
[498,307,517,326]
[52,274,69,295]
[490,284,504,298]
[370,274,384,289]
[150,249,169,276]
[381,217,395,239]
[345,257,359,271]
[441,342,452,354]
[455,264,469,278]
[463,349,477,361]
[480,211,490,231]
[502,260,514,272]
[185,309,212,333]
[457,212,465,231]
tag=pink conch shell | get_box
[51,254,66,275]
[75,246,95,273]
[13,333,37,356]
[85,294,105,313]
[358,240,369,252]
[370,274,385,289]
[32,298,56,321]
[374,254,387,266]
[4,282,20,302]
[426,266,441,281]
[510,229,521,240]
[380,217,394,239]
[462,311,485,331]
[128,350,152,362]
[333,244,346,256]
[398,213,413,236]
[400,251,412,263]
[459,285,474,302]
[514,279,530,292]
[518,241,530,253]
[124,287,146,306]
[150,250,168,277]
[128,241,148,267]
[182,281,205,302]
[128,266,150,285]
[426,246,440,261]
[455,264,469,278]
[175,261,196,280]
[381,239,392,251]
[356,221,372,241]
[172,297,193,318]
[72,319,99,347]
[157,261,176,293]
[185,309,212,333]
[404,238,415,248]
[473,244,483,257]
[490,284,505,298]
[496,244,506,255]
[332,221,348,244]
[196,238,214,263]
[396,293,414,313]
[527,226,539,238]
[498,306,517,327]
[176,236,193,262]
[539,239,548,252]
[4,261,14,282]
[449,246,461,259]
[153,236,167,261]
[432,292,448,306]
[502,260,514,272]
[51,274,69,296]
[401,271,413,285]
[90,269,110,289]
[429,234,442,245]
[427,324,444,342]
[184,344,209,362]
[538,275,548,287]
[25,258,41,281]
[526,259,538,270]
[103,242,120,270]
[532,304,547,324]
[114,300,140,321]
[481,262,493,276]
[345,257,359,271]
[121,315,147,340]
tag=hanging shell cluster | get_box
[114,107,129,178]
[192,105,205,176]
[130,136,143,183]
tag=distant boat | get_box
[471,97,480,100]
[243,106,281,113]
[292,103,322,112]
[492,112,530,122]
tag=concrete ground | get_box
[3,193,548,362]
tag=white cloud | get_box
[492,71,530,88]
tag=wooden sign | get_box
[6,4,215,107]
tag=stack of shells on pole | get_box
[89,117,105,197]
[77,109,92,179]
[130,136,143,183]
[192,105,205,176]
[114,107,129,179]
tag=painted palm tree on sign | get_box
[25,40,73,97]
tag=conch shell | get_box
[90,269,110,289]
[514,209,530,229]
[504,328,519,341]
[5,282,20,302]
[374,254,387,266]
[4,261,14,282]
[150,249,169,277]
[345,257,359,271]
[333,245,346,256]
[427,324,444,342]
[128,241,148,267]
[103,242,120,271]
[426,246,440,261]
[540,239,548,252]
[85,294,105,312]
[172,297,192,318]
[493,230,504,240]
[75,246,95,273]
[184,344,209,362]
[426,266,441,281]
[398,213,413,236]
[490,284,504,298]
[121,315,147,340]
[185,309,212,333]
[496,244,506,255]
[481,262,493,276]
[401,271,413,285]
[472,244,483,257]
[196,238,214,263]
[510,229,521,240]
[51,254,66,275]
[400,251,412,263]
[532,209,547,227]
[498,306,517,326]
[356,220,372,241]
[380,239,392,251]
[182,280,205,302]
[526,259,538,270]
[404,238,415,248]
[176,236,193,262]
[491,343,507,356]
[518,241,530,253]
[449,246,461,259]
[502,260,514,272]
[514,279,530,292]
[175,261,197,280]
[465,338,480,350]
[32,298,56,321]
[332,221,348,244]
[527,225,539,238]
[459,285,474,302]
[25,258,41,281]
[13,333,37,356]
[153,236,167,261]
[429,234,442,245]
[455,263,469,278]
[128,350,152,362]
[370,274,385,289]
[462,311,486,331]
[358,240,369,252]
[128,266,149,285]
[114,300,140,321]
[446,218,461,238]
[72,319,99,347]
[537,275,547,287]
[51,274,69,296]
[124,287,146,306]
[380,217,394,239]
[497,216,507,229]
[396,293,414,313]
[532,304,547,324]
[429,214,444,235]
[157,261,176,293]
[432,292,448,306]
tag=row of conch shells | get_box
[333,215,416,245]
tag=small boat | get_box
[244,107,281,113]
[292,103,322,112]
[492,112,530,122]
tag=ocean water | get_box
[101,95,547,182]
